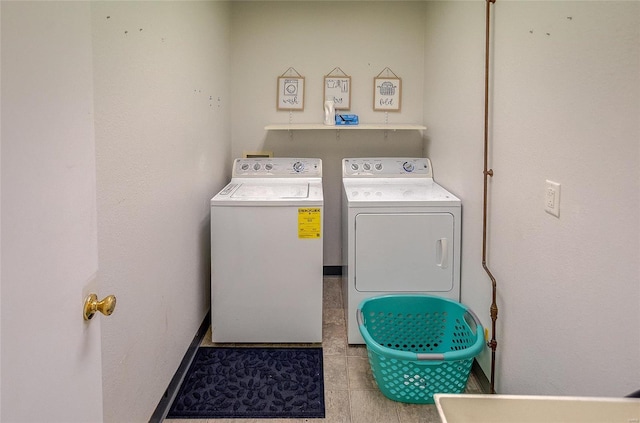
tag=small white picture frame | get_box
[373,77,401,112]
[277,76,305,111]
[324,76,351,110]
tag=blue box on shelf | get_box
[335,114,359,125]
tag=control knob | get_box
[292,161,305,173]
[403,161,415,172]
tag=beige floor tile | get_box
[395,402,442,423]
[323,308,347,356]
[323,277,344,310]
[349,389,400,423]
[323,307,346,326]
[323,329,347,356]
[345,343,368,358]
[464,372,483,394]
[200,325,214,347]
[323,389,352,423]
[323,354,349,390]
[347,356,377,390]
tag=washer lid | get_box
[212,179,323,206]
[231,182,309,199]
[343,179,460,207]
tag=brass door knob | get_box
[83,293,116,320]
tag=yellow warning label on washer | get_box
[298,208,321,239]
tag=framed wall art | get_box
[324,67,351,110]
[373,68,401,112]
[277,67,305,111]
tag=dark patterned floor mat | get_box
[167,347,325,419]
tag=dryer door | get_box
[354,212,455,292]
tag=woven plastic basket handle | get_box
[417,307,484,361]
[356,308,365,327]
[357,305,485,362]
[464,307,482,334]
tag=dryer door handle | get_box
[436,238,449,269]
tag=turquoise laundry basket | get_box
[357,294,484,404]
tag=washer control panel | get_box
[233,158,322,177]
[343,158,432,178]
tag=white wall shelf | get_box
[265,123,427,131]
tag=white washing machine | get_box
[211,158,323,343]
[342,157,461,344]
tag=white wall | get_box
[90,2,231,421]
[0,2,3,415]
[425,1,640,397]
[423,0,492,377]
[230,1,428,265]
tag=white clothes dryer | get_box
[211,158,323,343]
[342,157,461,344]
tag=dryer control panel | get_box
[232,158,322,178]
[343,157,433,178]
